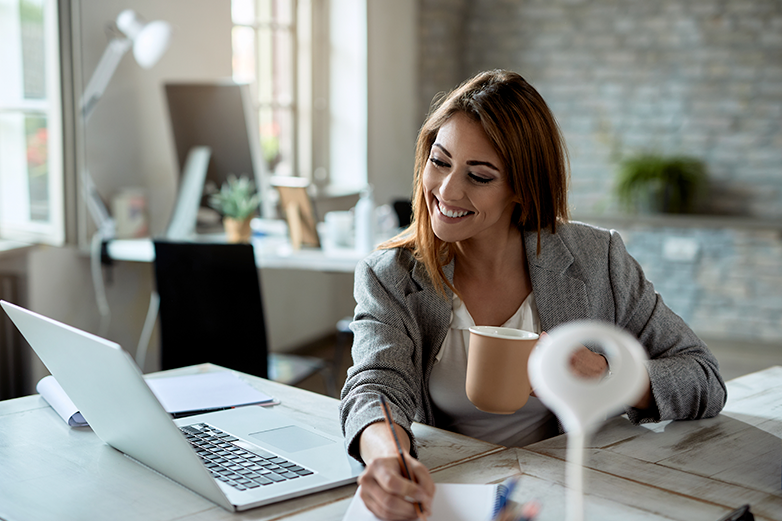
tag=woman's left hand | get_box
[568,346,609,379]
[534,331,608,381]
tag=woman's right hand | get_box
[358,454,434,520]
[358,422,435,520]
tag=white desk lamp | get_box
[81,10,172,121]
[80,10,171,335]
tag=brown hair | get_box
[382,69,570,296]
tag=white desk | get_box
[1,365,780,520]
[106,235,365,273]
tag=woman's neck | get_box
[453,227,526,280]
[451,228,532,326]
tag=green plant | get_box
[207,175,260,220]
[615,154,707,214]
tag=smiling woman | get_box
[339,69,727,521]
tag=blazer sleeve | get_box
[607,230,727,423]
[339,253,426,463]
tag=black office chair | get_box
[152,241,335,393]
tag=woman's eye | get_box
[469,173,492,184]
[429,157,449,168]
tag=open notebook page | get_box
[343,483,503,521]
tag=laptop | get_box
[1,300,362,512]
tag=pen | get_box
[377,394,427,521]
[171,406,234,418]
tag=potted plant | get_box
[615,153,708,214]
[208,175,260,243]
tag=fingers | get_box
[568,346,609,379]
[358,456,434,520]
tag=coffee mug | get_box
[466,326,540,414]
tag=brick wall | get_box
[418,0,782,342]
[604,220,782,342]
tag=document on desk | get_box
[145,371,277,416]
[343,483,508,521]
[38,371,277,426]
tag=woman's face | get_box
[422,112,517,245]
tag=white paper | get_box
[37,371,276,427]
[36,375,88,427]
[145,371,275,414]
[343,483,499,521]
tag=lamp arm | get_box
[81,168,115,238]
[80,37,133,122]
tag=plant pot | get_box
[223,216,252,243]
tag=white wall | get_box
[367,0,419,206]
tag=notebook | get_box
[343,482,511,521]
[1,300,362,512]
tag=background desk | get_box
[1,365,780,520]
[105,232,362,362]
[107,236,365,273]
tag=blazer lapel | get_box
[524,229,590,332]
[408,258,453,366]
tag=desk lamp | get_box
[80,10,171,335]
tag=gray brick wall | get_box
[419,0,782,219]
[418,0,782,343]
[613,223,782,342]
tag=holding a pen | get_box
[354,393,435,521]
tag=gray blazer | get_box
[339,222,727,462]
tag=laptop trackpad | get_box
[249,426,335,453]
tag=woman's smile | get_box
[435,197,474,219]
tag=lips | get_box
[436,198,473,219]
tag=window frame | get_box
[0,0,65,245]
[233,0,300,179]
[232,0,338,192]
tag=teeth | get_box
[439,202,470,218]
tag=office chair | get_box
[152,241,335,394]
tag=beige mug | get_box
[466,326,540,414]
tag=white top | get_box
[429,292,557,447]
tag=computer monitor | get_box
[163,81,267,238]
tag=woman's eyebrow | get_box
[466,160,500,171]
[432,143,452,157]
[432,143,500,171]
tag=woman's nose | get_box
[438,172,462,202]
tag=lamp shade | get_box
[115,9,172,69]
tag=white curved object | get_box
[528,321,649,521]
[528,320,648,435]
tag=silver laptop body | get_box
[1,300,362,512]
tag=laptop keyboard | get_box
[180,423,314,491]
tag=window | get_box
[232,0,369,196]
[232,0,299,179]
[0,0,63,245]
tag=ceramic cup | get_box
[466,326,540,414]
